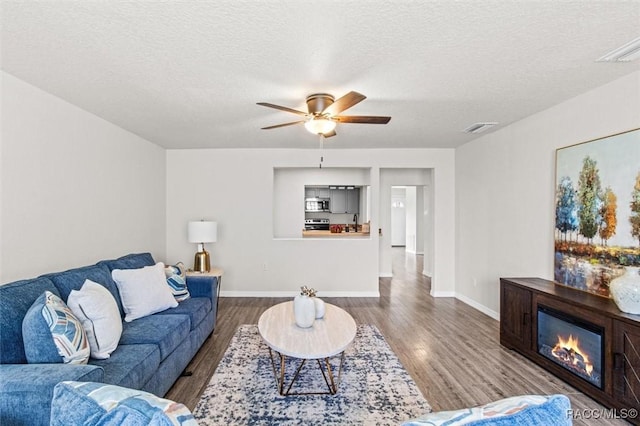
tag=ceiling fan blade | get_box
[257,102,308,116]
[261,120,305,130]
[334,115,391,124]
[322,91,366,116]
[323,130,337,138]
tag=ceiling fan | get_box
[257,91,391,138]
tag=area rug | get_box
[193,324,431,425]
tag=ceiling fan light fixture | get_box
[304,118,337,135]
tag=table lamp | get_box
[188,220,217,272]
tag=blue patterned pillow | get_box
[402,394,572,426]
[22,291,90,364]
[165,262,190,302]
[51,381,198,426]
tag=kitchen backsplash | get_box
[305,212,359,225]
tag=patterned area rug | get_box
[194,324,431,425]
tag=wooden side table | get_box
[187,267,223,323]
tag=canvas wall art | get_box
[554,128,640,297]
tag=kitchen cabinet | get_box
[346,188,360,214]
[330,189,346,213]
[305,187,330,198]
[330,188,360,214]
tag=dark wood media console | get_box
[500,277,640,424]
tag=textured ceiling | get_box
[1,1,639,149]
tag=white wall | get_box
[391,187,407,247]
[416,186,425,255]
[423,183,434,275]
[455,70,640,319]
[166,149,455,297]
[403,186,425,255]
[1,72,166,283]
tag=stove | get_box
[305,218,330,231]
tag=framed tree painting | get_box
[554,128,640,297]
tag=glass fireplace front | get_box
[537,306,603,389]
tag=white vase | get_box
[293,295,315,328]
[313,297,325,319]
[610,266,640,315]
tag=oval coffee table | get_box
[258,301,357,395]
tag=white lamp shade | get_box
[188,221,217,243]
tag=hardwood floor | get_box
[166,248,627,425]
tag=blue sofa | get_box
[0,253,218,426]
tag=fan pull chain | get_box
[319,134,324,168]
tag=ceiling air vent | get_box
[463,122,498,134]
[596,37,640,62]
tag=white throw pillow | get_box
[112,262,178,322]
[67,279,123,359]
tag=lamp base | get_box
[193,250,211,273]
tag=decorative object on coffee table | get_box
[308,288,325,319]
[610,266,640,314]
[193,324,431,425]
[293,286,316,328]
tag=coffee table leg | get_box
[285,358,308,395]
[267,348,346,396]
[317,351,346,395]
[267,348,285,395]
[317,358,336,394]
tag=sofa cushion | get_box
[154,297,211,331]
[112,263,179,322]
[99,252,156,272]
[46,264,124,318]
[91,344,160,390]
[51,381,197,426]
[0,363,104,426]
[119,314,190,361]
[67,280,123,359]
[22,291,90,365]
[0,277,60,364]
[402,394,572,426]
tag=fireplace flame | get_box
[551,334,594,376]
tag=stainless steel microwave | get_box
[305,197,330,212]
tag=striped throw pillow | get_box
[40,291,90,364]
[165,262,190,302]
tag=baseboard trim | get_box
[430,291,456,298]
[455,293,499,321]
[378,272,393,278]
[220,291,380,298]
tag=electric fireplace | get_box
[537,305,604,389]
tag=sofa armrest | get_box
[51,381,197,426]
[186,274,219,302]
[0,364,104,426]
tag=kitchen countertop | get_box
[302,230,371,238]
